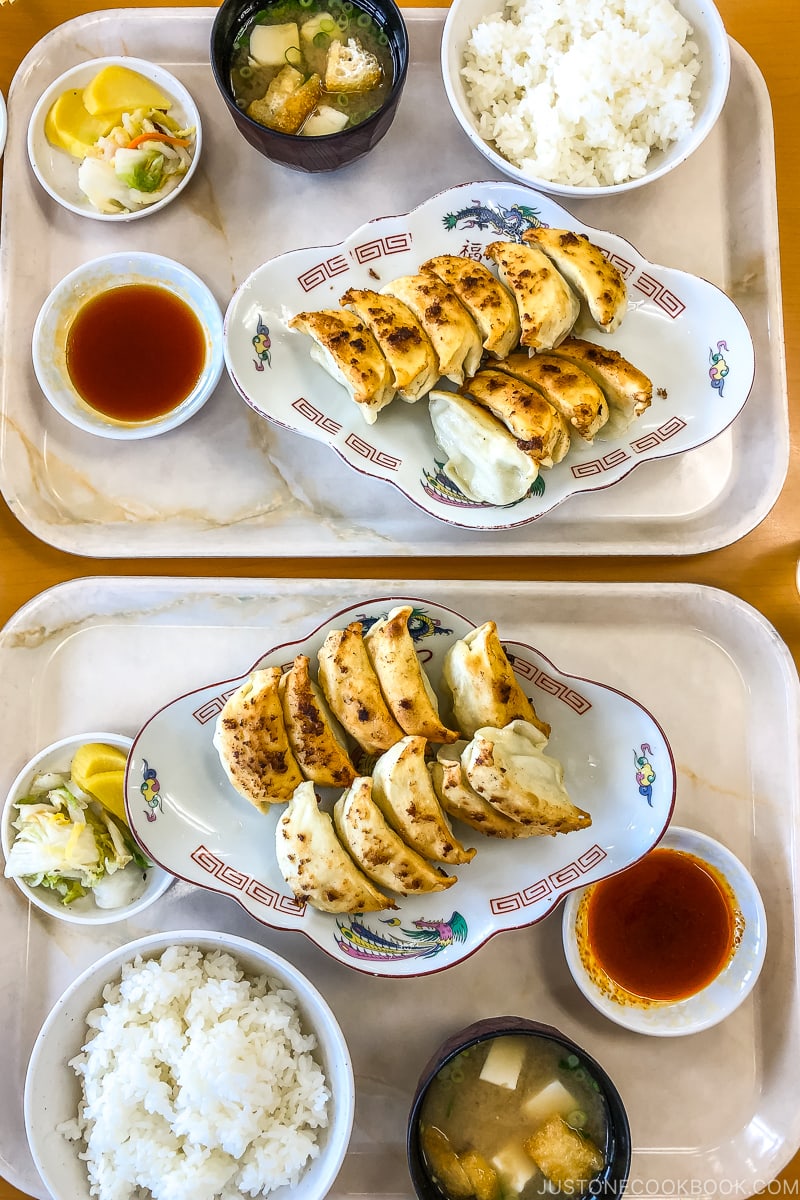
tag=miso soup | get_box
[230,0,394,135]
[419,1034,608,1200]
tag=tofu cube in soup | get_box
[250,22,301,65]
[479,1035,527,1089]
[522,1079,579,1123]
[491,1141,541,1194]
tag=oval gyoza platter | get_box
[223,180,755,531]
[125,597,676,978]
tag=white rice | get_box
[59,946,331,1200]
[461,0,701,186]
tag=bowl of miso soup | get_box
[408,1017,631,1200]
[210,0,409,171]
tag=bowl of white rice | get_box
[441,0,731,196]
[23,931,355,1200]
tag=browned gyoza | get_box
[317,621,404,755]
[363,604,459,742]
[279,654,357,788]
[523,228,628,333]
[380,272,483,383]
[213,667,304,809]
[421,254,520,357]
[288,308,395,423]
[495,351,609,442]
[339,287,439,402]
[460,369,571,467]
[484,240,580,351]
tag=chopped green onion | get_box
[567,1110,587,1129]
[356,11,371,25]
[236,97,249,108]
[565,1054,580,1069]
[336,14,349,29]
[342,2,353,12]
[313,30,329,46]
[337,92,350,105]
[299,0,314,7]
[238,64,253,79]
[450,1068,465,1082]
[377,29,389,44]
[320,17,336,30]
[285,45,304,68]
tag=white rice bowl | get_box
[459,0,703,187]
[24,933,355,1200]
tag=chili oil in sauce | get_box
[585,847,736,1002]
[66,283,206,423]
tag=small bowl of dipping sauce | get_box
[32,251,224,439]
[562,826,767,1036]
[407,1017,631,1200]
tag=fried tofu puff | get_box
[213,667,304,810]
[428,389,539,506]
[380,273,484,384]
[279,655,357,788]
[523,229,627,334]
[495,352,609,443]
[288,308,395,425]
[340,287,439,403]
[524,1116,604,1191]
[549,337,653,436]
[247,68,322,134]
[421,255,520,358]
[442,621,550,739]
[461,369,571,468]
[430,744,538,839]
[363,605,459,743]
[485,241,580,352]
[317,622,405,756]
[333,775,457,894]
[463,720,591,835]
[371,735,476,865]
[276,781,394,913]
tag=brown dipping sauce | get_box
[66,283,206,423]
[585,847,736,1002]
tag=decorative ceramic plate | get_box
[223,181,755,531]
[125,596,676,978]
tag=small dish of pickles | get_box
[27,56,201,220]
[1,732,172,924]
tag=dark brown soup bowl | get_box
[407,1016,632,1200]
[210,0,409,172]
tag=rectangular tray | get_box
[0,9,788,557]
[1,577,799,1198]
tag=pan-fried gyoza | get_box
[216,605,593,914]
[288,236,654,507]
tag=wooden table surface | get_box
[0,0,797,1197]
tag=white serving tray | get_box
[0,10,788,557]
[0,577,798,1199]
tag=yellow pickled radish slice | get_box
[82,66,172,116]
[44,88,121,158]
[71,741,128,787]
[79,770,127,824]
